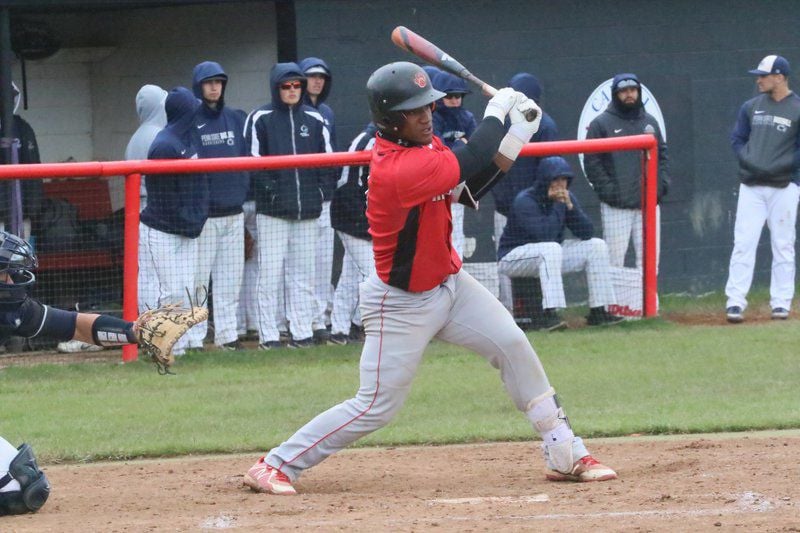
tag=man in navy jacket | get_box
[244,62,334,349]
[140,87,209,355]
[186,61,250,351]
[498,156,622,329]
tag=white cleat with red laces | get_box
[545,455,618,482]
[243,458,297,495]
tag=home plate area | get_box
[4,432,798,532]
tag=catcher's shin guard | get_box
[0,443,50,515]
[526,387,576,474]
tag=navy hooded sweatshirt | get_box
[498,156,593,259]
[192,61,250,217]
[243,62,334,220]
[491,73,560,217]
[431,71,477,149]
[142,87,209,238]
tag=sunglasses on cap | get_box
[280,81,302,90]
[616,79,639,89]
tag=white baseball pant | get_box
[494,211,513,312]
[188,213,245,346]
[137,222,159,314]
[256,215,317,343]
[312,201,335,331]
[138,223,199,354]
[725,183,800,310]
[237,201,259,335]
[600,203,660,270]
[451,202,465,258]
[264,269,588,481]
[498,238,616,309]
[330,232,374,336]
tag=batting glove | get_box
[483,87,518,123]
[499,97,543,161]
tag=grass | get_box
[2,295,799,463]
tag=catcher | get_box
[0,230,206,516]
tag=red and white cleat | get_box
[545,455,618,482]
[243,458,297,495]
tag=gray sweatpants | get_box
[266,269,557,481]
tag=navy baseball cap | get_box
[749,55,791,76]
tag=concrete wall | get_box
[294,0,800,293]
[12,1,277,164]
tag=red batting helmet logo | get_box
[413,73,426,88]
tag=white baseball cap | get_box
[304,65,329,76]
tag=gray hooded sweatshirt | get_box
[125,85,168,198]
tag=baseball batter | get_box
[244,62,616,495]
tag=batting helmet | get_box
[0,231,37,305]
[367,61,446,133]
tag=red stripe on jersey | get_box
[367,135,462,292]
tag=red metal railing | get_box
[0,134,658,361]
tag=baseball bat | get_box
[390,26,537,122]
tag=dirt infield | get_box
[4,431,799,532]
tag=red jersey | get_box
[367,134,462,292]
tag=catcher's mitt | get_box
[135,305,208,374]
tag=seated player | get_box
[498,156,624,329]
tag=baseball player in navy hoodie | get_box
[185,61,250,351]
[498,156,623,329]
[492,72,559,312]
[139,87,208,356]
[244,63,334,349]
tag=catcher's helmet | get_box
[0,231,37,304]
[367,61,446,133]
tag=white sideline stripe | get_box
[430,494,550,505]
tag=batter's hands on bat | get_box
[508,94,543,139]
[483,87,518,123]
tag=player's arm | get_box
[730,102,751,156]
[451,89,542,205]
[14,297,137,347]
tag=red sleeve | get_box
[392,140,460,208]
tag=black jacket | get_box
[243,62,335,220]
[331,123,376,240]
[584,85,669,209]
[0,115,43,229]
